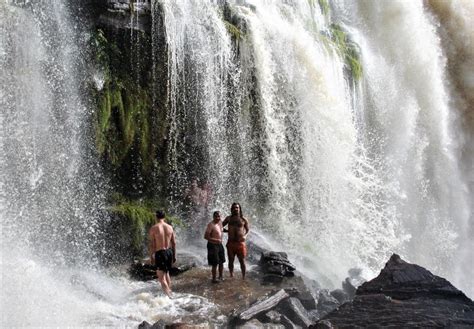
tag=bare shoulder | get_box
[166,222,174,232]
[149,224,157,233]
[242,217,249,223]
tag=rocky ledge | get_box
[312,254,474,328]
[133,251,473,328]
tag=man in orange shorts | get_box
[223,203,249,279]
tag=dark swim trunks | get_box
[207,242,226,266]
[154,248,174,272]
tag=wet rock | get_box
[138,320,165,329]
[277,297,312,328]
[357,254,470,301]
[246,238,270,264]
[329,289,349,304]
[129,262,156,281]
[308,309,321,322]
[236,318,265,328]
[129,254,197,281]
[138,321,151,329]
[261,310,282,323]
[341,277,356,299]
[99,0,152,32]
[259,251,296,284]
[341,268,365,299]
[316,289,340,316]
[285,288,317,310]
[262,273,284,284]
[312,320,333,329]
[280,314,299,329]
[312,254,474,328]
[232,289,290,324]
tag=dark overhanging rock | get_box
[311,253,474,328]
[259,251,297,284]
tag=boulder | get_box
[285,288,317,310]
[329,289,349,304]
[138,320,165,329]
[279,314,299,329]
[259,251,296,284]
[232,289,290,324]
[129,254,197,281]
[277,297,312,328]
[311,254,474,328]
[357,254,470,301]
[261,310,282,323]
[316,289,340,316]
[341,267,365,299]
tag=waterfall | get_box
[332,0,473,297]
[159,0,241,222]
[160,0,473,297]
[1,1,106,325]
[0,0,472,326]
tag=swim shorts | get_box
[226,241,247,258]
[207,242,226,266]
[154,248,174,272]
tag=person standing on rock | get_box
[222,203,249,280]
[148,210,176,297]
[204,210,226,283]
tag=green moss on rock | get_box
[329,23,362,81]
[224,21,242,40]
[318,0,330,16]
[91,28,157,173]
[109,196,183,253]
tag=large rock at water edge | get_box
[311,254,474,328]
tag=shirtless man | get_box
[222,203,249,279]
[148,210,176,297]
[204,211,225,283]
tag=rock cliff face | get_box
[312,254,474,328]
[84,0,171,261]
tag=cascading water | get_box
[161,0,473,297]
[0,1,224,326]
[0,0,108,325]
[332,0,473,297]
[160,0,237,210]
[1,0,472,326]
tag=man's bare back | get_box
[148,211,176,297]
[149,221,175,252]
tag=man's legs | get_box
[237,254,246,280]
[227,248,235,277]
[165,272,171,289]
[211,265,217,282]
[157,270,172,297]
[218,263,223,280]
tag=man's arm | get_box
[204,223,212,240]
[148,228,155,262]
[222,217,229,233]
[170,229,177,263]
[243,218,250,237]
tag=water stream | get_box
[1,0,472,326]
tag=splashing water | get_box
[1,0,473,326]
[161,0,473,297]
